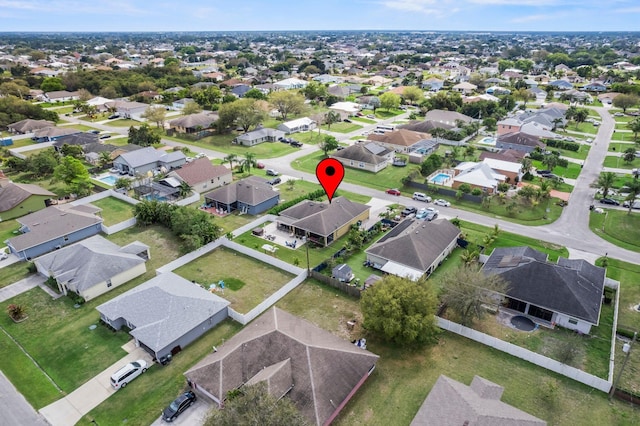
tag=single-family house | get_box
[203,176,279,215]
[273,77,308,90]
[171,98,196,110]
[168,158,232,193]
[97,272,229,361]
[329,142,392,173]
[313,74,342,84]
[332,264,354,282]
[0,181,55,221]
[411,375,546,426]
[230,84,252,98]
[34,235,148,301]
[44,90,80,102]
[234,128,285,146]
[421,78,444,91]
[452,161,506,194]
[495,132,545,154]
[6,204,103,260]
[480,157,523,184]
[452,81,478,94]
[113,146,186,176]
[497,118,523,136]
[479,149,525,164]
[185,307,379,426]
[424,109,474,127]
[52,132,100,152]
[32,126,81,143]
[7,119,54,134]
[105,100,149,119]
[368,129,430,153]
[168,112,219,134]
[277,117,316,134]
[583,82,607,92]
[277,196,370,247]
[329,101,361,117]
[481,247,612,334]
[365,219,460,281]
[399,119,455,133]
[548,80,573,90]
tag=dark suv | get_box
[162,391,196,422]
[268,177,281,185]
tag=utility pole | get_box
[609,331,637,400]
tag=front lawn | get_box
[173,246,295,314]
[608,142,637,153]
[90,197,135,226]
[603,155,640,169]
[0,262,32,289]
[321,122,363,133]
[589,210,640,252]
[553,144,590,160]
[611,131,636,142]
[560,122,599,134]
[351,117,376,124]
[102,119,140,128]
[295,131,325,145]
[163,133,298,159]
[276,280,640,426]
[531,159,582,179]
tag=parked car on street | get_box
[433,199,450,207]
[266,169,279,176]
[162,391,197,422]
[99,134,112,139]
[413,192,431,202]
[256,162,265,169]
[386,188,401,196]
[108,114,119,119]
[599,198,620,206]
[622,199,640,209]
[366,114,375,119]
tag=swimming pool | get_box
[98,175,117,186]
[430,173,451,184]
[144,194,168,202]
[479,137,496,145]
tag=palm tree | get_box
[624,179,640,215]
[324,111,341,131]
[573,109,588,129]
[627,117,640,141]
[178,181,193,198]
[241,152,257,173]
[593,172,617,199]
[520,157,533,175]
[98,151,113,169]
[224,154,238,172]
[552,117,564,131]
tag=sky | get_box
[1,0,640,32]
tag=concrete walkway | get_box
[39,344,153,426]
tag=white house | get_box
[277,117,316,134]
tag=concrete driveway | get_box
[39,345,153,426]
[149,395,211,426]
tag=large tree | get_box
[235,98,266,132]
[320,135,338,156]
[361,275,440,346]
[626,117,640,141]
[182,101,203,115]
[612,94,639,113]
[53,156,92,196]
[203,383,308,426]
[128,124,160,146]
[141,106,167,129]
[438,265,509,326]
[269,91,305,120]
[402,86,423,105]
[624,179,640,215]
[379,91,401,111]
[323,110,341,130]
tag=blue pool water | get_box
[99,175,117,186]
[479,137,496,145]
[144,194,168,202]
[430,173,451,184]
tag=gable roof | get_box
[479,149,525,163]
[33,126,81,139]
[96,272,229,353]
[454,162,506,188]
[411,375,546,426]
[185,307,379,426]
[115,147,186,168]
[368,128,430,147]
[9,204,103,251]
[235,127,285,143]
[7,119,54,133]
[398,119,455,132]
[170,158,230,186]
[366,219,460,274]
[424,109,474,125]
[53,132,100,148]
[278,196,370,237]
[0,182,55,213]
[203,176,278,207]
[482,247,606,324]
[34,235,147,294]
[330,143,390,165]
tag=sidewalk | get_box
[0,275,44,303]
[39,343,153,426]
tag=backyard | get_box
[276,279,640,426]
[173,246,296,314]
[90,197,135,226]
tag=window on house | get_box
[568,318,578,325]
[63,235,69,242]
[359,162,365,168]
[107,279,112,288]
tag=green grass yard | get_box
[608,142,637,153]
[603,156,640,170]
[90,197,135,226]
[589,210,640,253]
[321,122,363,133]
[163,133,298,159]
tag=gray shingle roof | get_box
[411,375,546,426]
[170,158,230,186]
[168,112,219,129]
[96,272,229,353]
[34,235,147,294]
[185,307,379,426]
[279,197,370,237]
[330,143,389,165]
[0,182,55,213]
[366,219,460,272]
[9,204,103,251]
[482,247,606,324]
[116,147,186,168]
[203,176,277,207]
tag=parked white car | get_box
[433,199,451,207]
[110,359,147,390]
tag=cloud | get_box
[0,0,147,16]
[379,0,455,16]
[510,14,553,23]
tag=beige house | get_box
[34,235,149,301]
[168,158,232,193]
[329,142,392,173]
[367,129,431,153]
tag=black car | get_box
[108,114,119,119]
[599,198,620,206]
[536,169,551,175]
[162,391,196,422]
[401,206,417,217]
[100,134,112,139]
[268,177,281,185]
[290,141,303,147]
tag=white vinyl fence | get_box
[436,317,612,393]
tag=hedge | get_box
[268,189,325,214]
[544,139,580,151]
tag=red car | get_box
[386,188,401,196]
[256,162,265,169]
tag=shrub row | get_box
[544,139,580,151]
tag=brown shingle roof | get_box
[170,158,230,186]
[203,176,277,206]
[497,132,544,148]
[168,112,219,130]
[185,308,379,426]
[330,143,389,165]
[7,119,54,133]
[368,128,430,147]
[0,182,55,212]
[279,196,370,237]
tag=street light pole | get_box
[610,332,637,400]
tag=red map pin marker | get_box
[316,158,344,203]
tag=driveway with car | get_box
[150,395,211,426]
